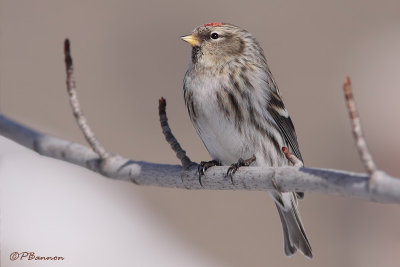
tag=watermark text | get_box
[10,251,64,261]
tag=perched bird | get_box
[181,23,312,258]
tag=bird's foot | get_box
[198,160,221,186]
[227,155,256,184]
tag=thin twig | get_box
[158,97,194,170]
[282,147,303,167]
[343,77,377,175]
[64,39,109,159]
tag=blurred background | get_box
[1,0,400,266]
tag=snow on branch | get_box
[0,40,399,204]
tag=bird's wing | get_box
[267,92,305,199]
[267,92,303,163]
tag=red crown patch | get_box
[203,22,223,27]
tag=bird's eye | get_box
[211,32,219,39]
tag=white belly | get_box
[188,75,248,164]
[185,69,288,167]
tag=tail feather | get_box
[271,192,312,258]
[275,204,297,256]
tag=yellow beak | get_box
[181,34,200,47]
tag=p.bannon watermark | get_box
[10,251,64,261]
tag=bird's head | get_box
[181,23,263,68]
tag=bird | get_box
[181,22,312,258]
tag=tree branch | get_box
[64,39,109,159]
[0,40,399,204]
[1,112,399,203]
[282,147,303,167]
[158,97,195,170]
[343,77,377,175]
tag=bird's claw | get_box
[198,164,206,178]
[226,155,256,185]
[226,161,241,183]
[198,160,221,186]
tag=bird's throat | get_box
[191,46,202,64]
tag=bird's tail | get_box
[270,191,312,258]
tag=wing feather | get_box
[267,91,303,162]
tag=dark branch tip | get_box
[158,97,166,115]
[64,38,73,71]
[64,39,70,54]
[159,97,166,106]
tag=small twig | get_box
[64,39,109,159]
[343,77,377,175]
[158,97,194,170]
[282,147,303,167]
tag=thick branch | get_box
[1,114,399,204]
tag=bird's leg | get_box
[198,160,221,186]
[227,155,256,184]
